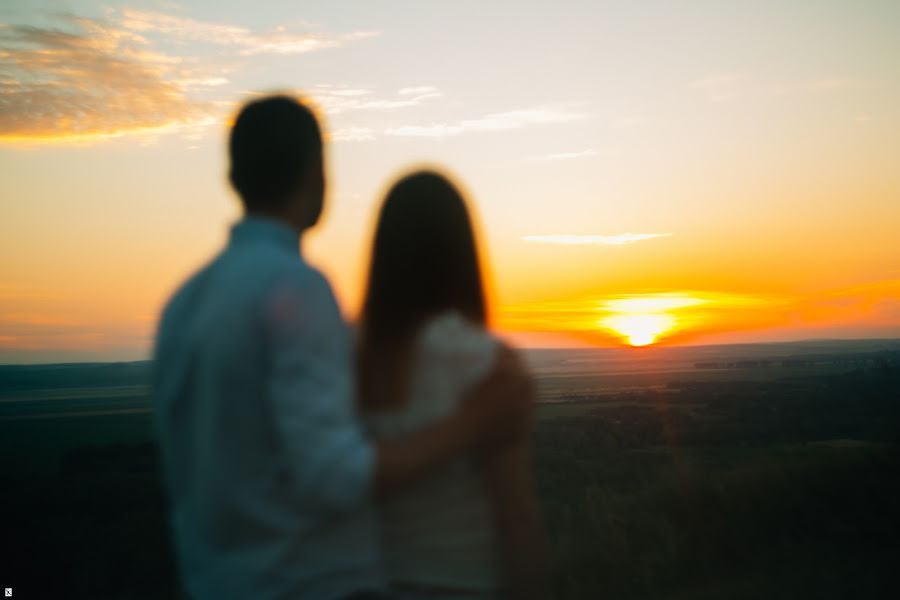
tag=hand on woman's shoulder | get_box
[419,311,498,377]
[457,337,535,450]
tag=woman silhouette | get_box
[358,170,546,599]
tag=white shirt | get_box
[153,217,383,600]
[366,311,500,593]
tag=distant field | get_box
[0,362,155,477]
[526,338,899,401]
[1,339,899,599]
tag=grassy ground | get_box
[1,355,898,598]
[537,439,899,599]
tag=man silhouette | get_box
[152,95,531,600]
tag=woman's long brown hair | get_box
[357,170,486,410]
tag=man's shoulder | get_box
[233,240,327,287]
[156,258,217,333]
[255,249,332,303]
[174,244,323,298]
[156,245,338,340]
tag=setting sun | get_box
[595,294,705,346]
[600,314,676,347]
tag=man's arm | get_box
[372,344,534,495]
[265,272,376,514]
[267,271,532,508]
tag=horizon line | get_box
[2,336,899,367]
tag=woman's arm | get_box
[482,408,548,599]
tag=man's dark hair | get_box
[228,95,322,212]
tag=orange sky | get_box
[1,1,899,362]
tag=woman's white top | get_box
[365,311,500,592]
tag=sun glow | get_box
[597,293,708,346]
[600,313,676,346]
[602,296,707,313]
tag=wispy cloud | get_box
[0,16,218,143]
[522,233,672,246]
[0,11,378,144]
[309,84,441,115]
[541,149,597,161]
[117,9,380,56]
[303,84,443,142]
[329,126,375,142]
[398,85,438,96]
[385,105,589,138]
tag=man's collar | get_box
[230,216,301,254]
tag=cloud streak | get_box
[385,105,588,138]
[0,11,378,144]
[329,127,375,142]
[541,149,597,161]
[522,233,672,246]
[118,9,379,56]
[309,84,441,115]
[0,16,219,143]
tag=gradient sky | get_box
[2,0,899,362]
